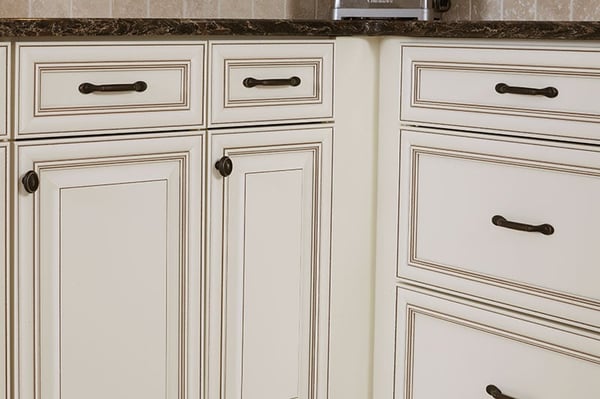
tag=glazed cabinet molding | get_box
[374,38,600,399]
[13,133,204,399]
[15,41,207,138]
[209,40,334,128]
[395,285,600,399]
[397,128,600,330]
[207,125,332,399]
[400,41,600,143]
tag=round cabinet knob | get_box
[215,156,233,177]
[22,170,40,193]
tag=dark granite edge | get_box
[1,18,600,40]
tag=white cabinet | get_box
[14,134,204,399]
[207,126,332,399]
[0,144,6,399]
[375,38,600,399]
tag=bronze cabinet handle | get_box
[495,83,558,98]
[79,81,148,94]
[242,76,301,88]
[486,385,517,399]
[492,215,555,236]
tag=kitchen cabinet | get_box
[13,133,204,399]
[374,38,600,399]
[1,144,6,399]
[207,126,332,399]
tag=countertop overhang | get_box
[1,18,600,40]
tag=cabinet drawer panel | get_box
[0,44,8,138]
[401,44,600,142]
[398,129,600,328]
[16,42,206,137]
[209,41,333,127]
[395,286,600,399]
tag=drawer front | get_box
[16,42,206,137]
[398,128,600,329]
[395,286,600,399]
[209,41,333,127]
[401,43,600,142]
[0,44,8,138]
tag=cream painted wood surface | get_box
[400,41,600,143]
[209,41,334,127]
[208,126,332,399]
[1,144,7,399]
[374,37,600,399]
[15,42,206,138]
[0,45,8,138]
[397,128,600,330]
[14,133,203,399]
[395,285,600,399]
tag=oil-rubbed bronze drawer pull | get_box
[486,385,517,399]
[243,76,301,88]
[79,81,148,94]
[495,83,558,98]
[492,215,555,236]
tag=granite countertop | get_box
[1,18,600,40]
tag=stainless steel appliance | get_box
[332,0,451,20]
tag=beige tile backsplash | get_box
[1,0,599,20]
[444,0,600,20]
[0,0,331,18]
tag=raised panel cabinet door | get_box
[14,134,203,399]
[208,126,332,399]
[1,144,7,399]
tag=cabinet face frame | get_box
[0,43,9,139]
[1,144,7,399]
[207,126,333,399]
[12,133,204,399]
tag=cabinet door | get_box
[14,134,203,399]
[209,126,332,399]
[1,144,6,399]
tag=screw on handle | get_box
[79,81,148,94]
[22,170,40,194]
[215,156,233,177]
[495,83,558,98]
[243,76,301,88]
[492,215,555,236]
[486,385,517,399]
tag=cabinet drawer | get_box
[395,286,600,399]
[0,44,8,138]
[398,128,600,329]
[209,40,333,127]
[16,42,206,137]
[401,43,600,142]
